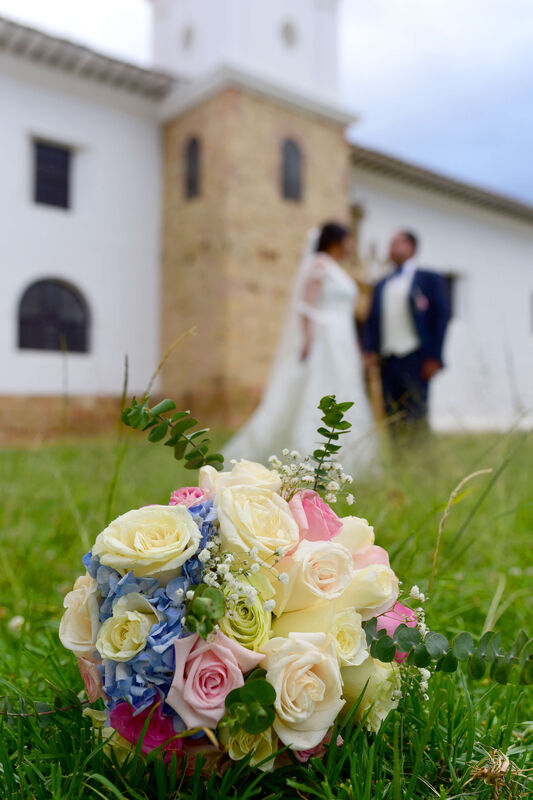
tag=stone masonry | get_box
[161,86,351,426]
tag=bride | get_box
[224,222,377,474]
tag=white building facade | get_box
[1,2,532,434]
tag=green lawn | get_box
[0,429,531,798]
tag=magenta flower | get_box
[109,702,184,761]
[376,602,417,663]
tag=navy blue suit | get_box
[363,268,450,425]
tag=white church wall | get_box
[0,55,162,398]
[152,0,339,104]
[351,167,533,431]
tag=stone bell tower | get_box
[151,0,354,424]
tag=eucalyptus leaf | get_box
[452,632,474,661]
[468,653,486,679]
[424,632,449,659]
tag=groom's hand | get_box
[363,352,379,371]
[422,358,442,381]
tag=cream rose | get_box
[199,460,281,499]
[263,632,344,751]
[92,505,201,586]
[341,657,401,732]
[334,516,375,553]
[273,540,355,615]
[335,564,399,620]
[95,593,159,662]
[220,725,278,772]
[272,605,368,667]
[59,574,101,656]
[216,486,299,560]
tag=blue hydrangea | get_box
[85,499,220,714]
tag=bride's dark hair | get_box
[316,222,349,253]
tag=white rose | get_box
[334,516,374,554]
[216,486,299,561]
[273,540,354,615]
[92,505,201,586]
[341,657,401,732]
[199,460,281,499]
[59,574,101,656]
[335,564,399,620]
[272,605,368,667]
[220,725,278,771]
[95,593,159,662]
[263,632,344,751]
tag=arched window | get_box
[184,136,201,199]
[281,139,303,201]
[18,279,89,353]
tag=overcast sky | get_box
[1,0,531,204]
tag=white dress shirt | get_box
[381,258,421,357]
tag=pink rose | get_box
[376,602,417,663]
[294,731,343,763]
[77,656,106,703]
[110,702,184,761]
[166,633,264,729]
[169,487,209,509]
[352,545,390,571]
[289,491,342,543]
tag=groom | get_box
[362,231,450,431]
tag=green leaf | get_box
[436,650,458,673]
[372,636,397,663]
[147,420,169,442]
[467,653,486,679]
[394,624,421,652]
[336,401,354,412]
[241,680,276,706]
[224,689,242,709]
[322,412,344,426]
[452,632,475,661]
[174,439,188,460]
[172,417,198,436]
[477,631,495,659]
[246,668,267,682]
[243,706,275,735]
[363,617,378,645]
[490,657,513,685]
[331,420,352,431]
[509,630,528,659]
[424,632,449,659]
[170,411,190,422]
[520,656,533,684]
[413,643,432,668]
[202,588,225,619]
[148,398,177,417]
[185,455,207,470]
[317,427,340,440]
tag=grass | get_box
[0,428,532,798]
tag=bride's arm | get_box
[300,271,323,361]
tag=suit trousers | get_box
[381,349,429,425]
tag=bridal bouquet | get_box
[58,396,532,773]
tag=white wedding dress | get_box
[224,242,377,477]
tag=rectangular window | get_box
[34,141,71,209]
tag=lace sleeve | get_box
[295,256,326,320]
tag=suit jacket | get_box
[362,268,450,364]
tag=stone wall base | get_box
[0,395,123,444]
